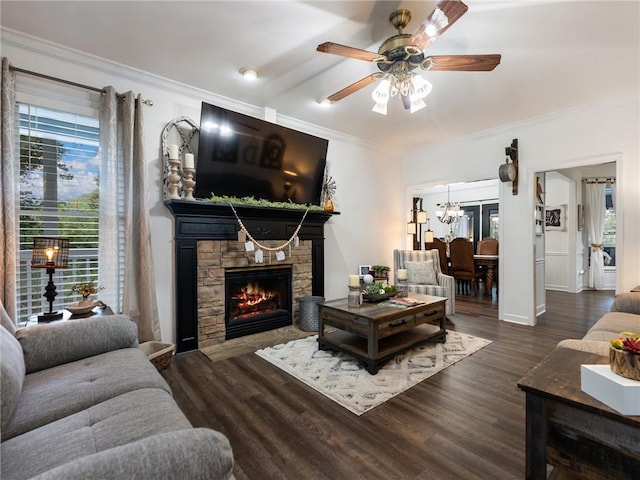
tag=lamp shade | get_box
[424,230,434,243]
[31,237,70,269]
[407,222,417,235]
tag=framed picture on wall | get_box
[545,205,566,231]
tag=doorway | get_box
[534,159,618,318]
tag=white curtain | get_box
[0,58,17,319]
[99,87,160,342]
[585,182,606,289]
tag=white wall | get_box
[2,29,404,344]
[402,100,640,326]
[544,172,572,292]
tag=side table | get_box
[18,305,114,328]
[517,347,640,479]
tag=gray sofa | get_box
[558,290,640,356]
[1,302,235,480]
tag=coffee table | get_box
[317,293,447,374]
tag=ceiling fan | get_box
[316,0,501,114]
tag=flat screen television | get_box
[194,102,328,206]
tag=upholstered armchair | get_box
[393,249,455,315]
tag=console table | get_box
[517,347,640,479]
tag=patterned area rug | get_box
[255,331,491,415]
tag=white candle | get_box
[184,153,194,169]
[348,275,360,287]
[168,144,179,159]
[397,269,408,280]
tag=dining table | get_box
[474,254,499,296]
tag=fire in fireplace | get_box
[225,266,292,339]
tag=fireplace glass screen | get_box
[225,266,292,339]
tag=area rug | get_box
[255,330,491,415]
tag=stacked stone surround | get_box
[196,239,313,349]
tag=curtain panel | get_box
[99,87,160,342]
[0,58,17,319]
[585,182,606,289]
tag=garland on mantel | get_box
[228,203,310,263]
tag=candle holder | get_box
[396,278,408,297]
[183,167,196,200]
[348,285,362,308]
[167,157,182,200]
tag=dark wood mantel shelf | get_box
[165,199,336,353]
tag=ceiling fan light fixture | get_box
[318,98,332,107]
[372,102,388,115]
[409,97,427,113]
[371,78,391,103]
[411,75,433,99]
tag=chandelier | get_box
[436,185,464,225]
[371,68,432,115]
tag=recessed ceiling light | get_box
[239,67,258,80]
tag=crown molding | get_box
[1,27,380,152]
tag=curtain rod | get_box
[582,177,615,184]
[9,65,153,106]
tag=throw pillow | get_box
[405,260,438,285]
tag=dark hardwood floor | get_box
[162,290,614,480]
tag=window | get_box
[17,103,102,321]
[603,186,616,266]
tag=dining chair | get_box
[449,237,485,296]
[425,238,450,275]
[477,237,499,255]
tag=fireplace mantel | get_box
[165,199,335,352]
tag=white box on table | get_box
[581,364,640,416]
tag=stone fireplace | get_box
[166,200,332,353]
[196,238,312,349]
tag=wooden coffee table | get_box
[317,293,447,374]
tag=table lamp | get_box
[31,237,70,322]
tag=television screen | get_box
[195,102,328,205]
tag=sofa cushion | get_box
[1,347,171,441]
[26,429,235,480]
[16,315,138,373]
[0,328,25,433]
[405,260,437,285]
[0,388,194,480]
[557,339,611,356]
[610,292,640,315]
[587,311,640,336]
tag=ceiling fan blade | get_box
[326,74,382,102]
[401,94,411,110]
[316,42,383,62]
[423,54,501,71]
[410,0,469,51]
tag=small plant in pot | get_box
[610,332,640,381]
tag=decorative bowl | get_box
[66,300,101,315]
[362,292,397,303]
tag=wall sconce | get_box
[31,237,70,322]
[498,138,519,195]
